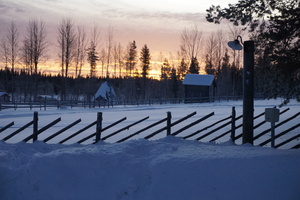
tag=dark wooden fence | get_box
[1,107,299,149]
[0,95,253,111]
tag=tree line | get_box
[1,0,298,103]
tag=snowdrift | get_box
[1,137,300,200]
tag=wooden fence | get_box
[0,95,253,111]
[1,107,299,149]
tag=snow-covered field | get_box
[1,99,300,200]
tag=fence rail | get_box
[1,95,267,111]
[0,107,299,149]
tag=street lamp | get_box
[228,36,255,144]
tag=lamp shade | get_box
[228,40,243,50]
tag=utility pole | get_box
[242,41,254,144]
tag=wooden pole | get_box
[167,111,172,136]
[95,112,103,143]
[242,40,254,144]
[231,106,236,143]
[33,111,38,142]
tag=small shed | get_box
[0,92,10,102]
[182,74,215,103]
[94,81,117,103]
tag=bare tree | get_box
[0,38,9,69]
[2,21,19,101]
[99,48,106,77]
[75,25,86,77]
[106,26,113,77]
[23,19,48,75]
[205,32,217,75]
[57,18,76,100]
[20,19,48,100]
[113,43,118,78]
[57,18,76,77]
[180,25,203,66]
[215,30,225,75]
[117,43,124,77]
[6,21,19,73]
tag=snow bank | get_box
[1,137,300,200]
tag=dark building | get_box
[182,74,215,103]
[0,92,10,102]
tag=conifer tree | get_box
[140,44,151,79]
[189,57,199,74]
[87,42,99,77]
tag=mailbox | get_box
[265,108,279,123]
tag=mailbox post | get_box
[265,108,280,148]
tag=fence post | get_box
[231,107,236,143]
[167,111,172,136]
[33,111,38,142]
[95,112,103,143]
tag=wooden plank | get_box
[60,121,97,144]
[23,118,61,142]
[117,118,167,143]
[77,117,127,144]
[43,119,81,143]
[3,121,33,141]
[254,112,300,141]
[184,115,231,139]
[144,112,198,140]
[196,114,241,141]
[235,108,290,141]
[172,112,214,136]
[0,122,14,133]
[277,134,300,149]
[259,123,300,147]
[102,116,149,141]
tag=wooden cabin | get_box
[182,74,215,103]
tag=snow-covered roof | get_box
[182,74,214,86]
[0,92,9,97]
[94,81,116,101]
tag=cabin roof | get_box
[182,74,214,86]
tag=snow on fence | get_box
[1,108,299,149]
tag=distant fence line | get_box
[0,95,255,111]
[1,107,299,149]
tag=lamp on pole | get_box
[228,36,254,144]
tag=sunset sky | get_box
[0,0,238,76]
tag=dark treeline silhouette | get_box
[0,66,247,105]
[0,68,186,104]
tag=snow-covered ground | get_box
[1,99,300,200]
